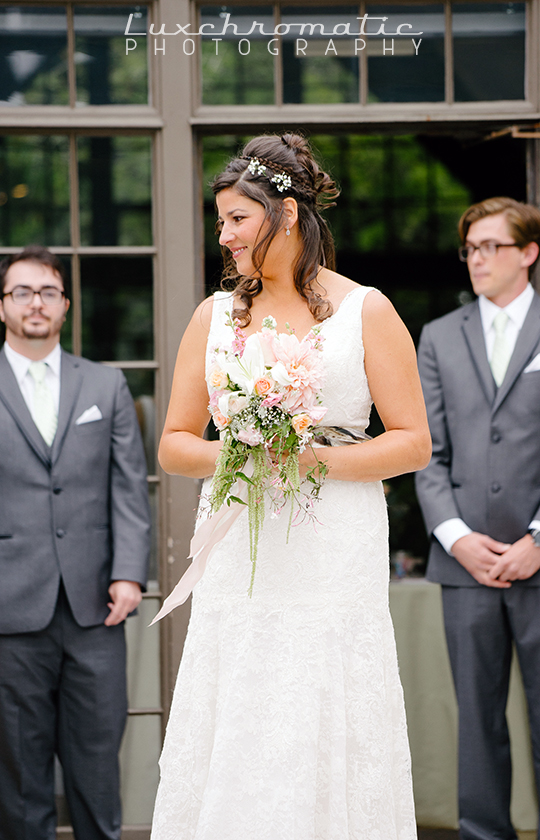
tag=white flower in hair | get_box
[247,158,267,176]
[270,172,292,193]
[245,156,293,192]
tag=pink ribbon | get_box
[149,491,247,625]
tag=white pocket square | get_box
[524,354,540,373]
[75,405,103,425]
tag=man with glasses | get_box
[0,246,150,840]
[415,197,540,840]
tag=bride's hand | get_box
[298,445,329,479]
[267,442,329,478]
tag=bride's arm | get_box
[299,289,431,482]
[158,298,223,478]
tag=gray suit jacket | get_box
[0,347,151,633]
[415,293,540,586]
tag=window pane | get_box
[80,256,153,361]
[74,6,149,105]
[310,134,470,255]
[125,595,160,709]
[200,6,274,105]
[119,713,160,824]
[367,5,445,102]
[0,6,68,105]
[202,135,244,293]
[78,136,152,247]
[282,6,359,104]
[453,2,525,101]
[124,369,156,474]
[0,135,70,246]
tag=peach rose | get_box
[292,413,312,435]
[254,376,274,396]
[208,366,228,390]
[213,410,230,430]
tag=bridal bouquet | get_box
[207,314,328,594]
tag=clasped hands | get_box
[451,531,540,588]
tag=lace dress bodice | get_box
[206,286,372,431]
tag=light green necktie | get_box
[490,310,511,387]
[28,361,58,445]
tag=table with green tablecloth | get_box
[389,578,538,830]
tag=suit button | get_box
[491,483,501,493]
[491,431,501,443]
[53,487,62,494]
[56,529,65,538]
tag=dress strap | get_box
[210,291,234,327]
[207,291,235,355]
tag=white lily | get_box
[221,334,266,394]
[271,360,294,387]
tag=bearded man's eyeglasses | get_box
[2,286,65,305]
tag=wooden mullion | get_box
[68,134,82,356]
[66,3,76,109]
[359,0,367,106]
[445,0,454,105]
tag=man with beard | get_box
[0,246,150,840]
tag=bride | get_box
[151,133,431,840]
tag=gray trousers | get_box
[442,585,540,840]
[0,584,127,840]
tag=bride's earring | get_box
[285,226,290,236]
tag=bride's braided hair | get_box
[212,133,340,326]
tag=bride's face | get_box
[217,188,270,276]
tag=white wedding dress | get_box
[151,286,417,840]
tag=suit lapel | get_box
[0,347,51,467]
[492,291,540,414]
[460,302,497,406]
[51,351,82,465]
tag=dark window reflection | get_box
[78,136,152,247]
[74,6,148,105]
[124,368,156,474]
[308,134,471,256]
[453,2,525,101]
[81,256,153,361]
[0,135,70,246]
[282,6,359,104]
[0,6,68,105]
[367,5,444,102]
[200,6,274,105]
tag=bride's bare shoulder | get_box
[318,268,397,328]
[191,294,216,333]
[317,268,363,307]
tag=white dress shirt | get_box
[3,342,61,422]
[433,284,540,555]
